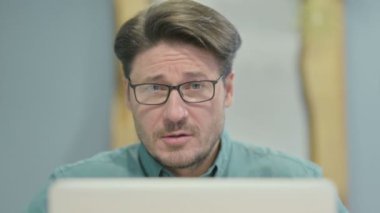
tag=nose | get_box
[162,89,188,124]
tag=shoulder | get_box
[51,144,144,178]
[229,140,322,177]
[28,145,143,213]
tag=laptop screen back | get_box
[49,178,337,213]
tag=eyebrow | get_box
[143,74,165,83]
[142,72,209,83]
[183,72,208,79]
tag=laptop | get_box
[49,178,337,213]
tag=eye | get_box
[146,84,167,92]
[183,82,203,90]
[152,84,161,91]
[191,82,202,89]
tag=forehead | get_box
[130,41,220,82]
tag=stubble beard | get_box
[134,118,224,171]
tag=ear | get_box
[123,78,132,108]
[224,72,234,108]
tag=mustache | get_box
[153,120,199,138]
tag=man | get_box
[28,0,348,212]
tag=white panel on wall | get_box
[197,0,309,158]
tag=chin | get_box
[159,148,205,168]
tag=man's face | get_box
[126,41,234,176]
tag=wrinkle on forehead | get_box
[130,41,220,83]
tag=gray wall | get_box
[346,0,380,212]
[0,0,114,212]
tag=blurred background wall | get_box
[0,0,114,212]
[0,0,379,212]
[346,0,380,212]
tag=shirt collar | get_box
[138,130,232,177]
[138,144,164,177]
[213,131,232,177]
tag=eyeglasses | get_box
[128,74,224,105]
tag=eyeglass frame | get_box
[127,74,224,105]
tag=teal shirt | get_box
[28,132,348,212]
